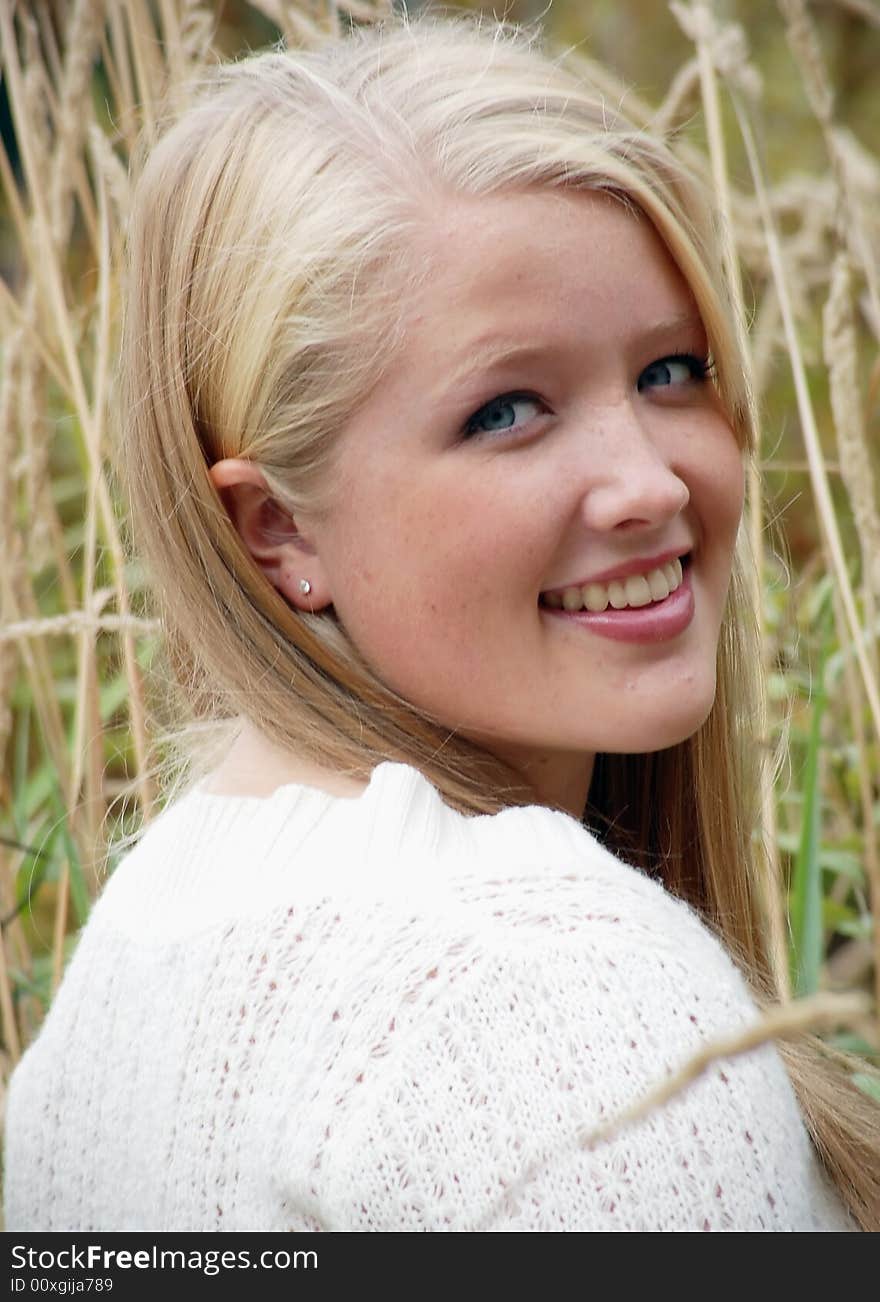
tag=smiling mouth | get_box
[539,555,690,613]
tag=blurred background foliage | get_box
[0,0,878,1103]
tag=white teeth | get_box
[647,567,671,602]
[607,580,628,609]
[623,575,652,607]
[543,556,687,613]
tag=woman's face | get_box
[304,190,745,814]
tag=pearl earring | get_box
[299,579,312,596]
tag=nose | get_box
[577,403,690,534]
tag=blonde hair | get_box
[116,9,879,1227]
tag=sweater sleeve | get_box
[272,918,854,1233]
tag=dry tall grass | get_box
[1,0,878,1119]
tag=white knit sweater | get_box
[4,761,854,1232]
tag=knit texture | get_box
[4,762,854,1232]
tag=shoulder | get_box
[59,761,756,1097]
[89,760,722,958]
[68,762,756,1137]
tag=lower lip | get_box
[540,567,695,643]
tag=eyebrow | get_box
[440,312,706,392]
[439,341,551,394]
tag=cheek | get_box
[325,472,534,683]
[721,451,746,542]
[323,482,471,636]
[698,434,745,547]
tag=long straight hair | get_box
[115,10,879,1227]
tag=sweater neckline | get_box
[187,758,411,813]
[177,759,596,889]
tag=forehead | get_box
[395,188,700,369]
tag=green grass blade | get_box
[48,785,91,930]
[789,653,827,997]
[851,1073,880,1104]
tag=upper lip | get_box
[542,546,692,594]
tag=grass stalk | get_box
[836,598,880,1011]
[121,0,158,143]
[0,275,71,400]
[2,3,155,822]
[682,2,791,995]
[789,634,828,995]
[732,91,880,748]
[0,130,33,282]
[101,14,138,154]
[0,918,22,1067]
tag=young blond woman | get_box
[4,9,877,1232]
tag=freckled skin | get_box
[304,190,745,814]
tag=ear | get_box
[209,458,331,611]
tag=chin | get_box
[603,691,718,756]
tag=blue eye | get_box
[463,392,546,439]
[637,353,714,392]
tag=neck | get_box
[205,719,593,819]
[201,718,368,800]
[481,742,595,820]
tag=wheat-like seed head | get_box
[823,252,880,601]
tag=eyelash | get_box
[637,352,717,392]
[461,352,716,440]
